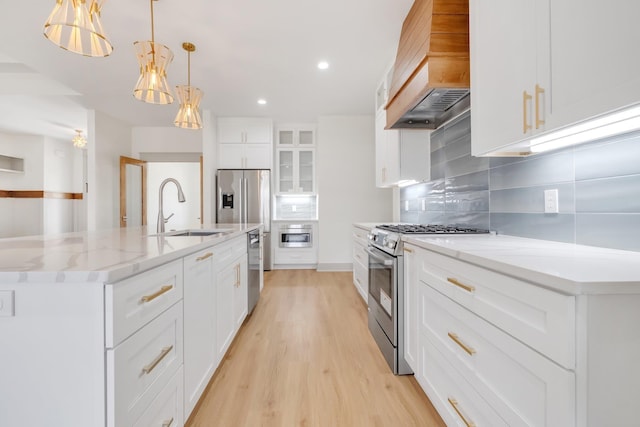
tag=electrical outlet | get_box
[0,290,15,317]
[544,189,559,213]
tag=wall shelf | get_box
[0,154,24,173]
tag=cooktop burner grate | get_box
[376,224,490,234]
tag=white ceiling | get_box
[0,0,412,140]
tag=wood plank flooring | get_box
[186,269,445,427]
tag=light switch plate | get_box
[0,290,15,317]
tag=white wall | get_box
[316,116,393,270]
[87,111,132,231]
[132,126,202,156]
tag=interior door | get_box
[119,156,147,227]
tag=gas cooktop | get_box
[375,224,490,234]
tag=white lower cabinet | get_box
[133,366,184,427]
[183,248,217,418]
[352,226,369,303]
[408,244,577,427]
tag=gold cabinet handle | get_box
[535,84,545,129]
[448,332,476,356]
[140,285,173,303]
[142,345,174,375]
[446,278,475,293]
[448,398,476,427]
[235,264,240,287]
[403,247,414,253]
[522,90,532,133]
[196,252,213,262]
[162,418,174,427]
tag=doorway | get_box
[119,156,147,228]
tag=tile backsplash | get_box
[400,111,640,252]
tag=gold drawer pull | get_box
[196,252,213,262]
[162,417,174,427]
[142,345,174,375]
[448,332,476,356]
[448,398,476,427]
[523,90,532,134]
[535,84,545,129]
[403,247,414,253]
[140,285,173,303]
[447,278,475,293]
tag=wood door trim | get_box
[120,156,147,227]
[0,190,83,199]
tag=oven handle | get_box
[366,247,394,266]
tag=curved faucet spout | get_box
[157,178,186,233]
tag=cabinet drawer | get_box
[352,226,369,247]
[106,259,183,347]
[213,236,247,268]
[419,250,575,368]
[133,366,184,427]
[274,248,317,264]
[352,243,368,267]
[418,329,508,427]
[107,302,184,427]
[422,284,575,427]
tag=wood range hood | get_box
[386,0,470,130]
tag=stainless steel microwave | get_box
[279,224,312,248]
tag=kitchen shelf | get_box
[0,154,24,173]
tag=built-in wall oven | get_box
[279,224,313,248]
[367,224,490,375]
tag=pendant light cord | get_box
[150,0,156,63]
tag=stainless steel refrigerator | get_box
[216,169,272,270]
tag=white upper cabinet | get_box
[470,0,550,156]
[217,117,273,169]
[375,108,401,187]
[471,0,640,156]
[275,125,316,194]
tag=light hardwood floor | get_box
[186,269,445,427]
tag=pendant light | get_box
[72,129,87,148]
[174,42,203,130]
[43,0,113,57]
[133,0,174,104]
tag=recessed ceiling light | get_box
[317,61,329,70]
[257,99,267,105]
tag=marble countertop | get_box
[0,224,261,284]
[403,234,640,295]
[353,222,384,231]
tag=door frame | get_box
[119,156,147,227]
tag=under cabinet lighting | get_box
[530,104,640,153]
[397,180,419,188]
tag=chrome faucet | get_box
[157,178,186,233]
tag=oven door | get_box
[366,245,397,345]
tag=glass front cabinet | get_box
[275,125,316,194]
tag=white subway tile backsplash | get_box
[576,213,640,251]
[489,150,574,190]
[491,183,575,213]
[575,175,640,213]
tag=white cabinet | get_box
[352,226,369,303]
[217,117,273,169]
[276,125,316,194]
[183,248,216,418]
[470,0,640,156]
[214,235,248,361]
[409,244,577,427]
[375,108,430,187]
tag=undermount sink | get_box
[151,228,233,237]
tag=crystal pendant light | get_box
[174,42,203,130]
[72,129,87,148]
[43,0,113,57]
[133,0,174,104]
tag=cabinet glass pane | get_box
[299,130,314,145]
[279,150,294,192]
[279,130,294,145]
[298,150,313,192]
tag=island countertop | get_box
[0,224,261,284]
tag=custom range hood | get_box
[386,0,470,130]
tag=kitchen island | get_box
[402,233,640,427]
[0,223,261,427]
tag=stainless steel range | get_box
[366,223,490,375]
